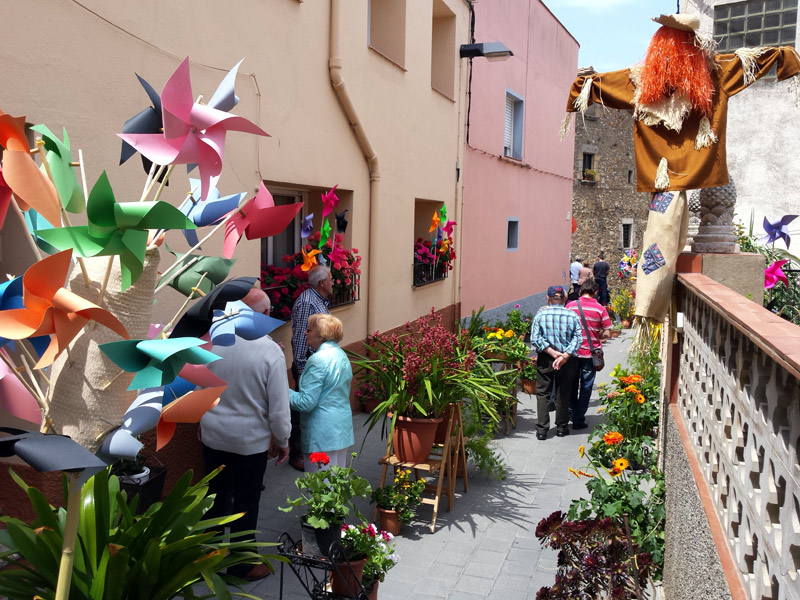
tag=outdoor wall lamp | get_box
[459,42,513,61]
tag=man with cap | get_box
[530,285,582,440]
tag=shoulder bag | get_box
[576,298,604,371]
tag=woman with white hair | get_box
[289,313,353,470]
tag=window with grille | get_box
[619,220,635,249]
[714,0,797,52]
[503,91,524,160]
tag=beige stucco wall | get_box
[0,0,469,358]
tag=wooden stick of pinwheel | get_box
[0,349,54,433]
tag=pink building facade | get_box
[460,0,578,321]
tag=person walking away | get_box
[200,289,291,581]
[289,265,334,471]
[569,256,583,297]
[566,280,612,430]
[593,252,611,306]
[530,286,582,440]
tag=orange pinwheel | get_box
[301,247,321,271]
[0,110,61,227]
[0,250,129,368]
[429,210,441,233]
[156,385,225,450]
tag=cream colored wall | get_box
[0,0,469,358]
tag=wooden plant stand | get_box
[376,404,467,533]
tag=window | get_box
[413,199,450,286]
[262,191,303,266]
[715,0,797,52]
[507,219,519,251]
[628,169,634,184]
[369,0,406,67]
[503,90,524,160]
[618,219,636,249]
[431,0,456,98]
[582,152,596,180]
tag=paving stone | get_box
[453,574,495,596]
[493,573,535,592]
[463,559,501,579]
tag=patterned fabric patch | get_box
[649,192,674,214]
[642,243,666,275]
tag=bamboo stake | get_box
[19,340,49,387]
[54,472,81,600]
[35,139,92,286]
[18,353,55,433]
[138,162,158,203]
[151,164,174,204]
[10,197,44,261]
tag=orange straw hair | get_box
[638,26,715,118]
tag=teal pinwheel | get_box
[36,171,196,290]
[99,337,220,391]
[30,124,85,214]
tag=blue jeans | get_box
[569,357,596,426]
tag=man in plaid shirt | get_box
[531,285,582,440]
[289,265,333,470]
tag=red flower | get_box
[309,452,330,465]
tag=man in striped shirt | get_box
[531,286,582,440]
[566,280,612,430]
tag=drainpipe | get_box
[329,0,381,336]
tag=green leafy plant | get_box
[461,404,507,480]
[460,305,489,340]
[370,468,425,524]
[280,452,371,529]
[519,357,537,382]
[473,327,530,364]
[339,522,398,587]
[495,305,533,338]
[0,467,278,600]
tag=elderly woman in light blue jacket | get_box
[289,313,354,471]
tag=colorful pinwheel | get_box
[0,427,108,472]
[169,277,258,339]
[222,182,303,259]
[97,390,163,462]
[0,352,42,424]
[159,253,237,298]
[119,74,163,173]
[429,210,441,233]
[761,215,797,248]
[301,213,314,238]
[321,185,339,218]
[209,300,286,346]
[0,110,60,227]
[302,247,321,271]
[181,178,245,247]
[117,57,270,202]
[328,242,348,266]
[30,124,85,213]
[0,250,129,368]
[23,208,60,254]
[441,220,457,236]
[319,218,332,248]
[157,385,224,450]
[765,260,789,289]
[335,209,348,234]
[99,337,221,391]
[36,171,195,290]
[0,276,50,356]
[440,205,447,222]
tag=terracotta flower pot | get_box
[621,319,632,329]
[520,378,536,395]
[392,415,443,463]
[433,404,456,444]
[362,397,381,414]
[378,507,402,535]
[331,556,368,596]
[611,330,621,338]
[367,580,379,600]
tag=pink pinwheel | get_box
[118,57,270,202]
[761,215,798,248]
[765,260,789,289]
[441,220,457,236]
[328,242,348,266]
[223,182,303,258]
[321,185,339,218]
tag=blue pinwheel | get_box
[761,214,798,248]
[209,300,286,346]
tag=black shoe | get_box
[536,433,547,440]
[572,423,589,430]
[556,430,569,437]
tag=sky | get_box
[544,0,684,72]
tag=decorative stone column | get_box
[686,190,701,249]
[691,177,739,253]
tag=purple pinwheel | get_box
[765,260,789,289]
[301,213,315,238]
[761,215,798,248]
[182,178,245,247]
[321,185,339,218]
[118,57,270,202]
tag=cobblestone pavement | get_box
[242,331,634,599]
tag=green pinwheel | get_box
[30,124,85,213]
[36,171,195,290]
[99,337,220,391]
[158,247,236,297]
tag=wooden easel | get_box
[376,404,467,533]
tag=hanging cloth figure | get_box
[561,12,800,335]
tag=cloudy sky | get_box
[544,0,683,72]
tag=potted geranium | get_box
[371,468,426,534]
[280,452,372,557]
[332,521,398,598]
[348,309,508,463]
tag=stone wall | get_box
[570,103,649,300]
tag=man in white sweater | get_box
[200,288,291,580]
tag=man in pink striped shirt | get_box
[566,280,612,429]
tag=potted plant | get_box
[110,454,167,515]
[582,168,597,181]
[610,322,623,338]
[332,521,398,598]
[371,468,426,534]
[518,357,537,395]
[610,288,634,326]
[349,309,507,463]
[280,452,372,557]
[496,304,534,343]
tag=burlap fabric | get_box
[47,248,160,452]
[634,191,688,321]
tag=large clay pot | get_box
[300,520,341,557]
[363,397,381,414]
[367,580,379,600]
[433,404,456,444]
[330,556,368,596]
[392,415,443,463]
[520,378,536,395]
[378,508,402,535]
[621,319,632,329]
[611,330,621,339]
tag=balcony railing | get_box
[328,283,360,309]
[669,273,800,600]
[412,259,449,287]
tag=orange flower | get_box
[613,458,629,471]
[635,393,646,404]
[619,374,642,385]
[608,467,623,477]
[568,467,580,478]
[578,445,585,458]
[624,385,639,393]
[577,470,595,478]
[603,431,624,446]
